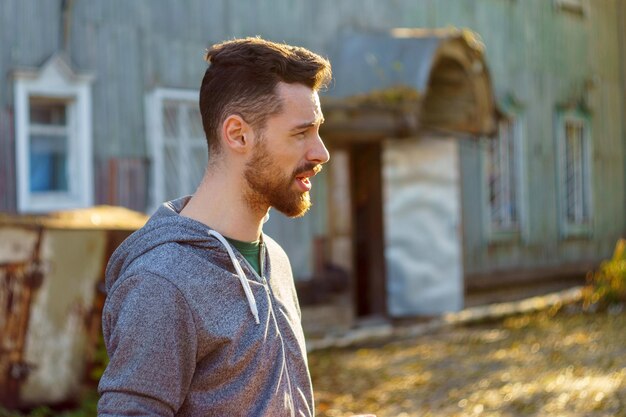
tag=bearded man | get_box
[97,37,331,417]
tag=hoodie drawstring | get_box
[208,230,260,325]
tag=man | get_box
[98,37,331,416]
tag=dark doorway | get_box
[350,143,387,318]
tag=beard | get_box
[243,139,319,218]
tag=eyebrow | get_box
[290,115,325,131]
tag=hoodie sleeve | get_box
[98,273,197,416]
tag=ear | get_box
[221,114,251,153]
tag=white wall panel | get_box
[383,137,463,315]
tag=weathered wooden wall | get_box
[0,0,624,281]
[620,0,626,229]
[458,1,626,283]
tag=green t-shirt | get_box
[224,237,261,276]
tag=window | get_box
[146,89,207,210]
[557,111,592,236]
[28,99,70,193]
[483,117,523,241]
[14,55,94,213]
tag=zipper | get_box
[259,243,271,299]
[257,241,296,416]
[260,241,268,287]
[248,240,298,415]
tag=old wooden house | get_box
[1,0,625,325]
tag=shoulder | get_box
[123,241,225,285]
[105,271,192,320]
[106,242,221,312]
[106,241,242,318]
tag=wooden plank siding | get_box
[0,0,624,285]
[456,0,626,285]
[0,0,63,214]
[0,109,16,213]
[95,158,149,213]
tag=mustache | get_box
[294,163,323,177]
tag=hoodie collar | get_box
[105,196,228,292]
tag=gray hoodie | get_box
[97,197,314,417]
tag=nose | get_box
[308,134,330,165]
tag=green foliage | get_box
[583,239,626,310]
[89,334,109,382]
[0,392,98,417]
[0,405,52,417]
[54,392,98,417]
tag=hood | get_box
[105,196,262,324]
[105,196,218,293]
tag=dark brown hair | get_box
[199,37,332,157]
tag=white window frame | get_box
[145,88,207,212]
[13,54,94,213]
[481,115,526,243]
[556,109,593,238]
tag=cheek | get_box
[276,147,304,168]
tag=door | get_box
[350,143,387,318]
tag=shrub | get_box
[583,239,626,310]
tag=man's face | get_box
[243,82,330,217]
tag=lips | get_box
[294,167,320,192]
[295,176,312,192]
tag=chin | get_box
[274,193,312,218]
[287,206,311,218]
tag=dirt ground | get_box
[309,304,626,417]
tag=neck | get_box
[180,168,268,242]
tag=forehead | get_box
[273,82,322,124]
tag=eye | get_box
[293,130,307,138]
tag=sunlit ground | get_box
[309,305,626,417]
[1,304,624,417]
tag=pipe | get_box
[618,0,626,235]
[61,0,75,54]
